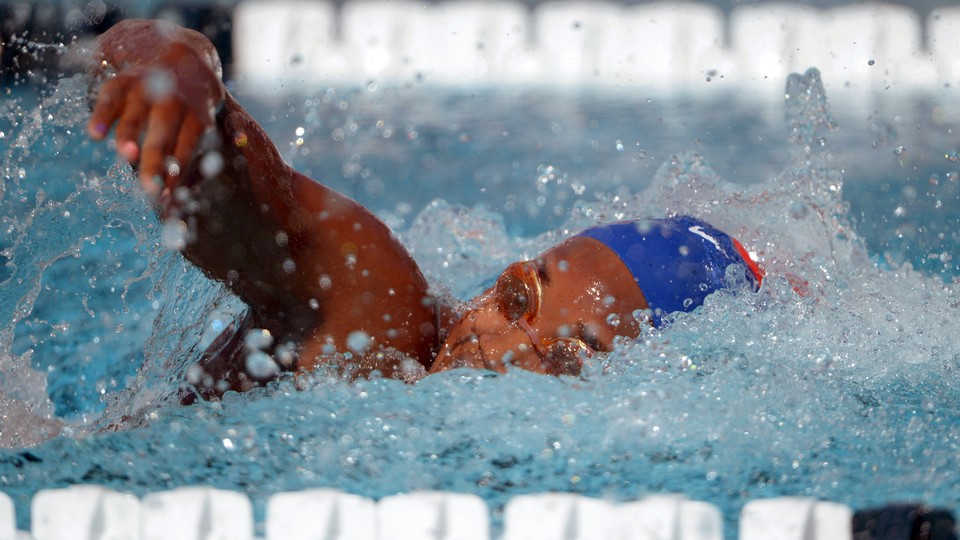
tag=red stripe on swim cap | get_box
[731,237,764,287]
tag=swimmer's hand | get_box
[86,19,225,198]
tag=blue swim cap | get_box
[577,215,762,327]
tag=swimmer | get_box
[85,19,763,403]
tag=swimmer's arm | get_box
[87,20,441,372]
[185,95,442,370]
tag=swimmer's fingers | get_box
[172,113,207,181]
[87,75,132,141]
[112,84,150,163]
[139,100,185,195]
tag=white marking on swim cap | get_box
[688,225,721,250]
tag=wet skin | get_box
[85,19,650,400]
[431,236,647,375]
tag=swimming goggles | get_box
[494,261,594,375]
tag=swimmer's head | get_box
[577,216,763,327]
[430,216,762,376]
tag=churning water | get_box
[2,68,960,536]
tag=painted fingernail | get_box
[87,121,107,138]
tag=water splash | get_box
[0,76,228,440]
[2,68,960,537]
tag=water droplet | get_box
[244,329,274,351]
[319,275,332,290]
[165,158,180,177]
[606,313,621,327]
[161,218,189,251]
[347,330,371,354]
[200,151,224,179]
[894,145,906,156]
[246,351,280,379]
[145,68,175,102]
[186,364,204,384]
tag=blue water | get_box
[2,69,960,537]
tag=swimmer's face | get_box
[431,236,649,376]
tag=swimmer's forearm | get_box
[175,93,314,326]
[180,94,441,366]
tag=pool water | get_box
[2,68,960,536]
